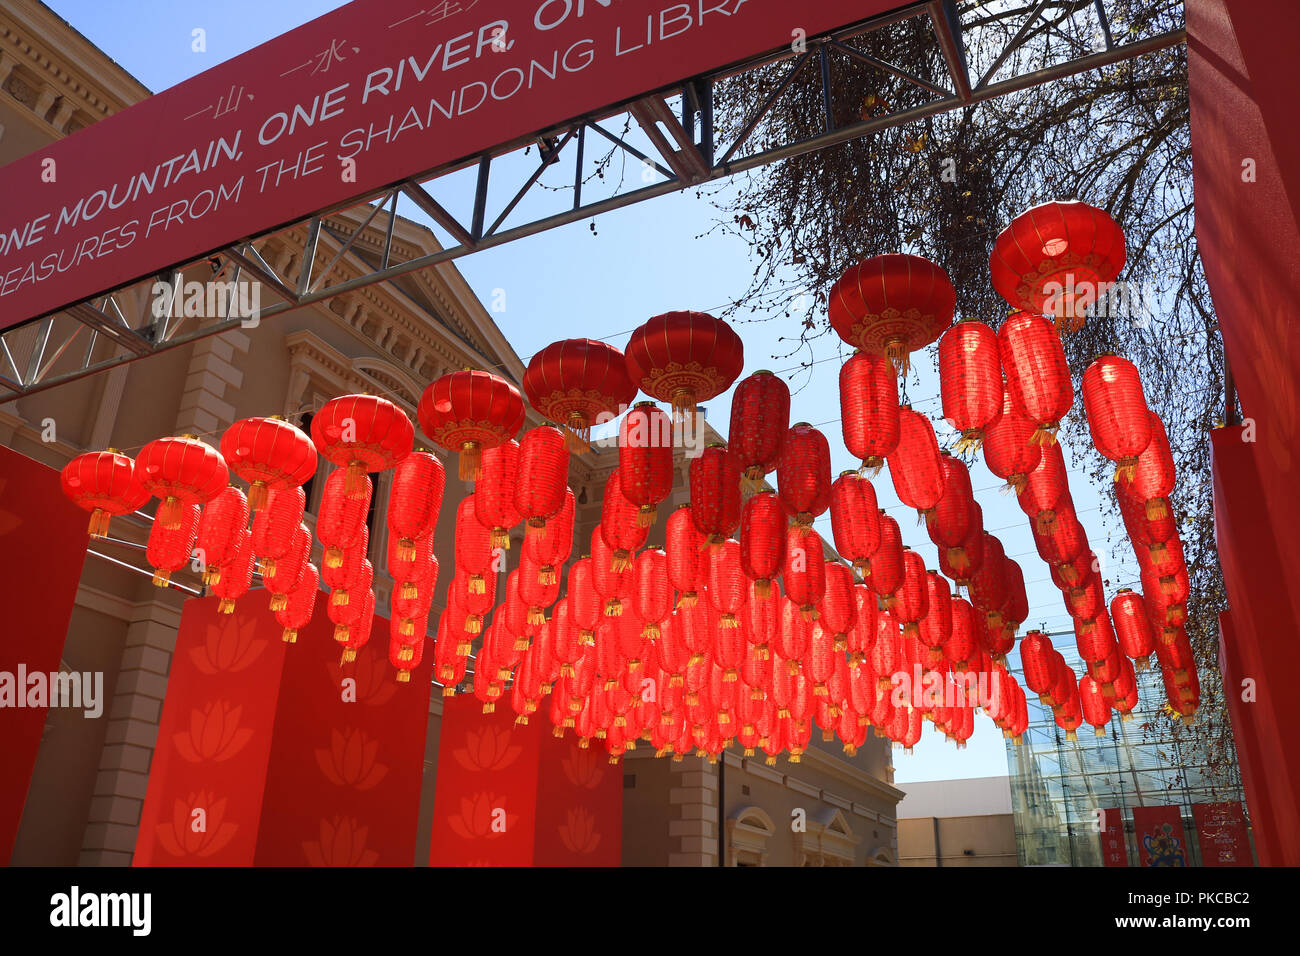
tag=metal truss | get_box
[0,0,1185,401]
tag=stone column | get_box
[667,754,719,866]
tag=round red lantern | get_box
[387,450,445,561]
[690,444,741,546]
[778,423,832,527]
[939,319,1002,451]
[624,311,744,428]
[730,371,790,480]
[312,394,413,495]
[419,370,524,480]
[523,338,636,448]
[619,402,674,526]
[1082,354,1151,481]
[888,407,945,520]
[220,416,316,512]
[828,253,956,373]
[60,450,150,538]
[740,492,788,598]
[136,435,228,529]
[998,311,1073,444]
[840,350,900,473]
[990,200,1126,333]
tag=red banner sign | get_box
[0,446,88,863]
[429,694,621,865]
[0,0,902,328]
[1098,807,1129,867]
[1133,805,1190,867]
[1192,801,1253,867]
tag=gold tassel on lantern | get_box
[345,460,369,498]
[396,671,411,683]
[269,594,288,612]
[281,628,298,644]
[324,547,344,569]
[637,505,658,528]
[218,599,236,615]
[340,648,357,664]
[152,569,172,588]
[468,573,485,595]
[459,441,482,482]
[247,480,270,513]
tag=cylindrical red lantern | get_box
[868,513,904,607]
[276,562,319,644]
[194,485,249,585]
[60,450,150,538]
[252,485,306,573]
[730,371,790,480]
[624,311,744,425]
[829,472,880,575]
[740,492,787,598]
[210,527,254,612]
[618,402,674,526]
[454,495,496,595]
[1019,440,1071,535]
[828,253,956,373]
[316,467,370,569]
[263,523,312,610]
[419,370,525,480]
[782,527,826,619]
[840,350,900,473]
[475,438,522,550]
[928,453,974,550]
[707,539,746,629]
[220,416,316,513]
[689,444,741,547]
[1082,354,1151,481]
[1111,588,1155,666]
[136,436,228,529]
[939,319,1002,451]
[147,503,201,588]
[312,395,413,495]
[1120,410,1176,519]
[778,423,832,527]
[522,487,574,584]
[387,450,445,562]
[515,424,570,533]
[998,311,1073,444]
[666,504,706,607]
[601,466,649,571]
[888,407,945,519]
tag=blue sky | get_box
[45,0,1154,783]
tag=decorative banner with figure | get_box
[1133,805,1189,867]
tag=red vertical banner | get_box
[533,731,622,866]
[0,446,88,863]
[1193,802,1253,867]
[134,591,288,865]
[1132,806,1190,867]
[1098,808,1129,867]
[253,604,431,866]
[429,696,540,866]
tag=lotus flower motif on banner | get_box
[453,726,522,773]
[315,727,389,790]
[561,744,604,790]
[448,793,516,839]
[155,791,239,858]
[173,700,254,763]
[558,807,601,855]
[189,618,266,675]
[302,816,379,867]
[325,651,397,707]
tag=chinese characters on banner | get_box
[1192,801,1253,866]
[1098,807,1129,866]
[1132,805,1189,867]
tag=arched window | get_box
[726,806,776,867]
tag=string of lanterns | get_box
[56,198,1197,762]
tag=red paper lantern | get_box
[828,253,956,373]
[515,425,570,533]
[869,513,904,607]
[690,444,741,546]
[312,394,413,494]
[740,492,787,598]
[1019,440,1070,535]
[633,549,672,638]
[783,527,826,619]
[730,371,790,480]
[210,527,254,612]
[829,472,880,576]
[1082,354,1151,481]
[939,319,1003,451]
[522,487,574,584]
[619,402,674,526]
[918,571,952,661]
[194,485,249,585]
[220,416,316,512]
[317,468,370,569]
[475,438,522,550]
[276,562,319,644]
[944,598,979,670]
[523,338,636,448]
[1002,559,1029,632]
[778,423,832,527]
[1111,588,1155,666]
[252,485,306,573]
[263,524,312,610]
[1033,501,1088,567]
[990,200,1126,333]
[333,587,376,662]
[146,502,201,588]
[666,504,706,607]
[624,311,744,425]
[60,450,150,538]
[388,532,438,603]
[322,525,371,607]
[983,386,1041,493]
[707,539,746,629]
[1121,410,1176,519]
[1078,673,1112,736]
[840,350,900,473]
[893,550,930,639]
[601,467,649,571]
[888,407,945,520]
[386,450,445,562]
[999,311,1073,444]
[419,370,524,480]
[454,495,496,595]
[136,435,228,529]
[928,453,974,550]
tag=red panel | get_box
[1132,805,1190,867]
[1098,808,1129,867]
[134,591,288,865]
[253,601,431,866]
[0,446,88,863]
[1211,428,1300,864]
[1193,801,1253,867]
[533,727,622,866]
[429,696,540,866]
[0,0,905,327]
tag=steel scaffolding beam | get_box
[0,0,1185,401]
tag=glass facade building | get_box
[1003,633,1250,867]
